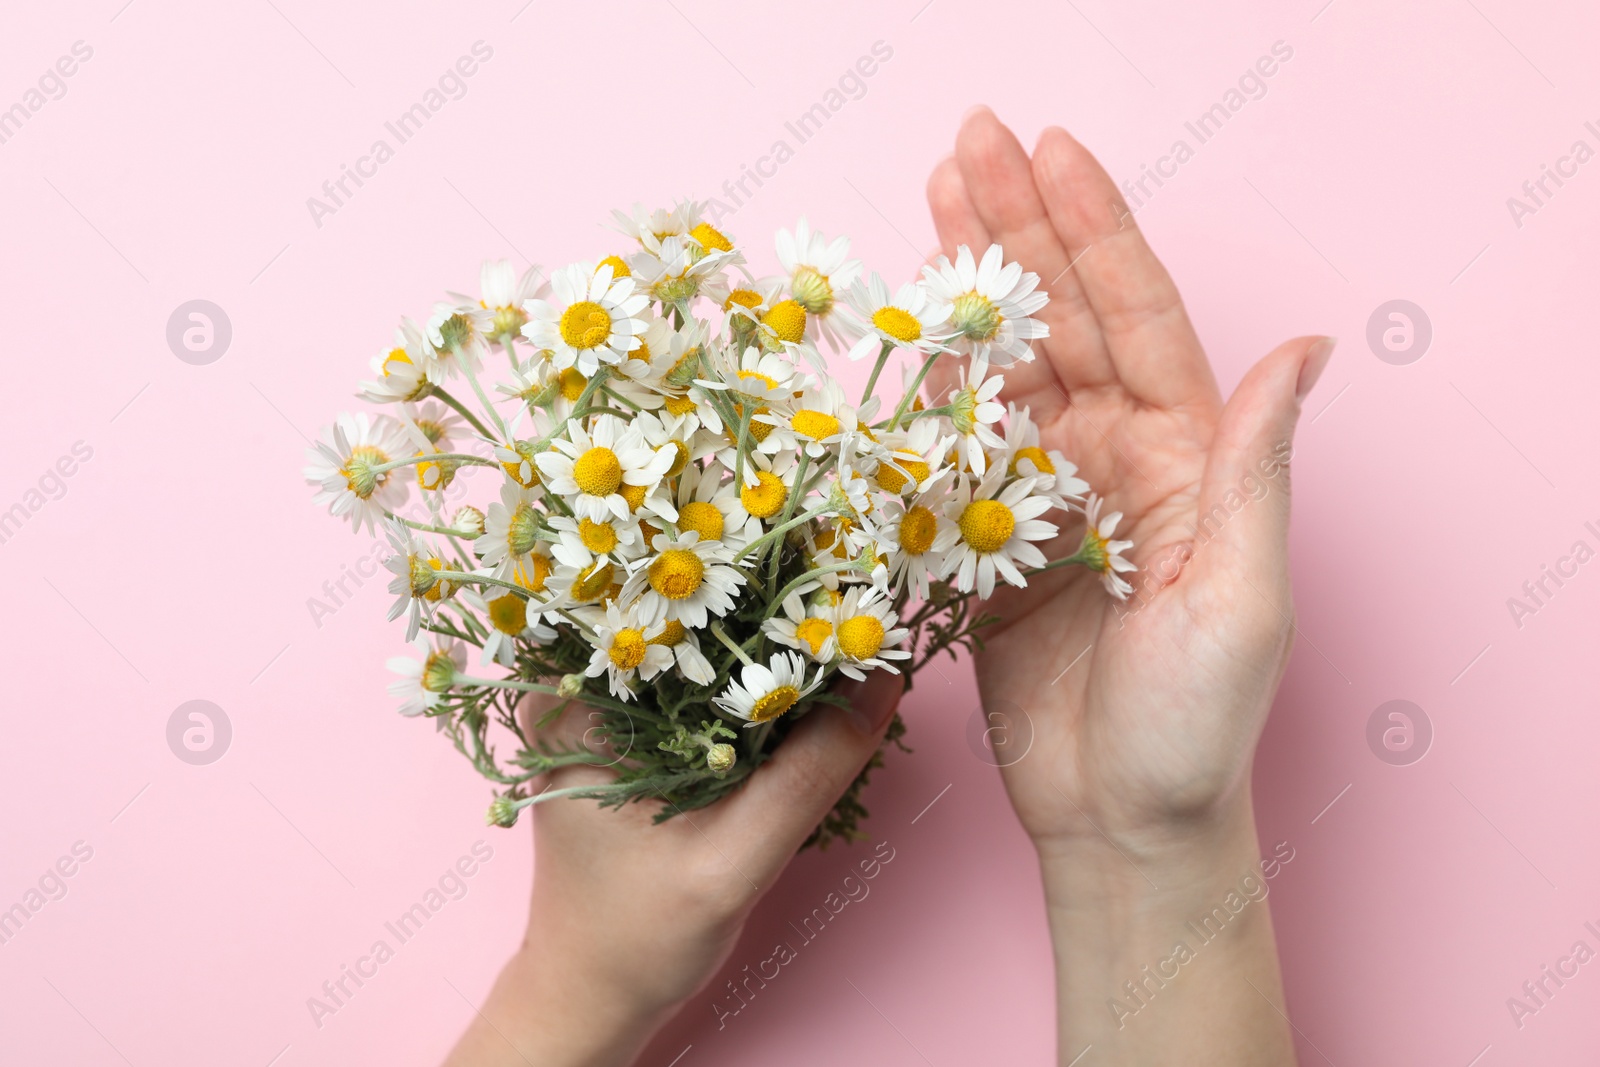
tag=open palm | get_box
[925,110,1332,848]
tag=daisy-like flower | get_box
[921,243,1050,370]
[874,480,953,600]
[304,412,412,534]
[547,512,643,571]
[707,346,808,463]
[359,319,434,403]
[426,301,489,378]
[584,602,674,701]
[454,259,545,347]
[610,200,702,254]
[386,635,464,717]
[830,585,911,680]
[936,468,1060,599]
[642,618,716,685]
[628,234,738,308]
[521,262,651,376]
[671,460,753,551]
[945,361,1007,476]
[535,414,675,523]
[621,531,746,629]
[763,589,838,665]
[381,519,464,640]
[775,218,863,348]
[871,417,953,497]
[1070,494,1136,599]
[756,379,871,461]
[467,587,557,668]
[845,273,950,363]
[723,449,801,534]
[476,482,545,576]
[716,651,824,727]
[1001,402,1089,506]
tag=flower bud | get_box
[452,505,486,537]
[486,795,519,828]
[707,743,736,775]
[558,673,585,698]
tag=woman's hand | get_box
[444,670,904,1067]
[927,108,1326,1063]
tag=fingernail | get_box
[838,671,903,736]
[961,103,993,125]
[1295,336,1337,402]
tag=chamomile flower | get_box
[426,302,490,378]
[522,262,652,376]
[584,602,674,701]
[717,652,825,727]
[723,449,801,532]
[610,200,702,254]
[1072,494,1136,599]
[774,218,863,348]
[875,483,952,600]
[535,414,675,523]
[871,417,954,498]
[455,259,546,347]
[468,587,557,668]
[844,273,950,362]
[757,379,870,460]
[382,520,463,640]
[763,590,838,665]
[476,482,545,576]
[945,361,1007,476]
[671,460,753,550]
[359,319,434,403]
[621,531,746,629]
[547,513,643,570]
[1002,402,1089,505]
[936,469,1059,599]
[644,618,716,685]
[830,585,911,680]
[387,635,464,717]
[304,412,412,534]
[628,234,738,307]
[921,243,1049,370]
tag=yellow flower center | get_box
[792,409,841,441]
[608,628,647,670]
[724,288,763,312]
[487,594,528,635]
[663,393,697,416]
[513,553,552,593]
[579,518,618,554]
[898,505,938,555]
[620,481,648,512]
[665,440,691,478]
[415,452,456,491]
[678,501,725,541]
[958,498,1016,554]
[794,617,834,657]
[761,299,807,344]
[875,458,929,495]
[837,615,885,660]
[558,368,588,402]
[508,502,541,556]
[749,685,802,723]
[740,471,787,519]
[1011,446,1055,476]
[648,549,705,600]
[598,255,631,279]
[648,619,687,647]
[382,348,411,374]
[572,561,615,601]
[559,300,613,350]
[872,306,922,343]
[790,266,833,315]
[689,222,733,253]
[573,446,623,496]
[501,440,541,487]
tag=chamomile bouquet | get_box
[305,203,1133,846]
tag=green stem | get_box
[888,349,945,431]
[388,513,474,538]
[372,452,497,474]
[457,352,508,438]
[432,387,496,441]
[709,623,756,666]
[736,501,833,568]
[768,561,860,614]
[860,340,893,406]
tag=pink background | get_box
[3,0,1598,1063]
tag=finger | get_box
[1030,126,1220,411]
[517,691,622,791]
[724,669,905,871]
[1184,336,1334,607]
[953,108,1114,405]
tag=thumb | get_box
[1187,335,1334,597]
[725,668,905,867]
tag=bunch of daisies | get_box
[305,203,1133,843]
